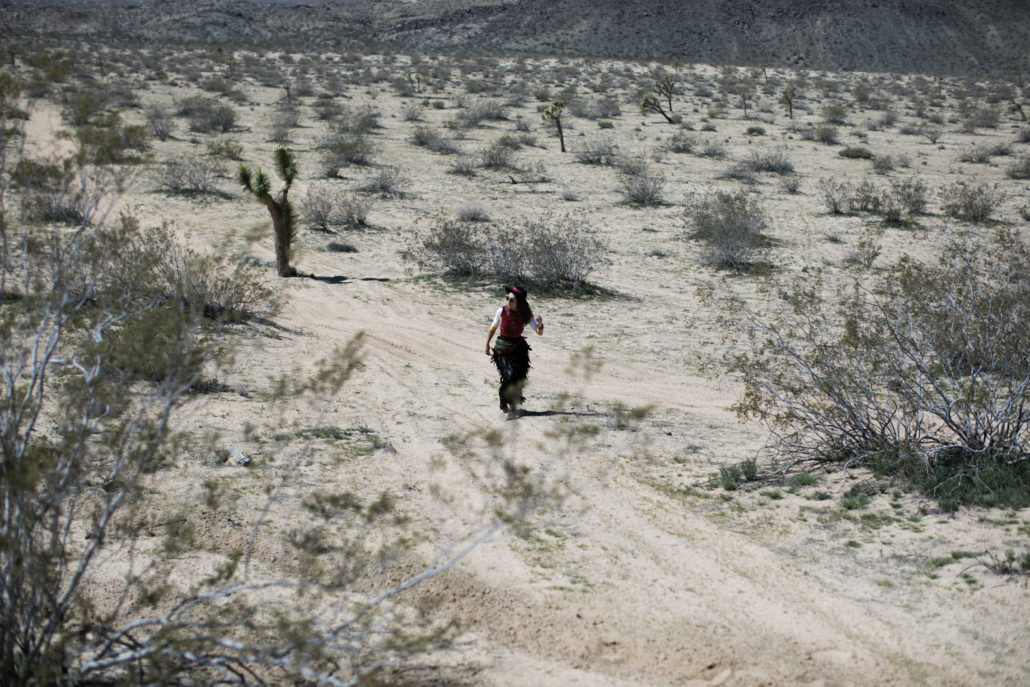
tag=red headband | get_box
[510,286,524,296]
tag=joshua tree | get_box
[1009,98,1027,122]
[541,101,566,152]
[239,146,298,277]
[651,69,678,113]
[781,85,797,119]
[640,94,675,123]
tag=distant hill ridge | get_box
[4,0,1028,75]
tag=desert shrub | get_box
[410,125,439,148]
[401,101,424,121]
[480,143,517,170]
[21,161,109,225]
[338,193,372,226]
[411,214,607,290]
[314,94,344,121]
[178,95,237,133]
[415,219,488,277]
[144,104,174,140]
[779,176,801,194]
[594,97,621,118]
[842,230,882,268]
[664,131,695,153]
[519,215,609,289]
[298,185,341,231]
[730,229,1030,510]
[748,148,794,174]
[458,98,508,127]
[721,161,757,184]
[617,167,666,206]
[847,180,881,213]
[819,177,850,214]
[964,105,1001,130]
[361,165,408,197]
[821,101,849,124]
[872,155,895,175]
[940,182,1007,223]
[839,146,873,159]
[318,133,375,176]
[1017,128,1030,144]
[685,190,769,270]
[1007,156,1030,180]
[206,138,244,160]
[574,137,619,165]
[920,125,943,143]
[448,156,478,176]
[456,202,490,222]
[495,133,523,150]
[74,114,149,165]
[410,126,461,155]
[156,156,225,196]
[800,125,839,144]
[268,111,298,144]
[63,89,109,126]
[746,125,765,136]
[889,177,930,215]
[878,193,905,225]
[699,140,727,158]
[960,143,1012,164]
[347,105,382,134]
[872,109,898,129]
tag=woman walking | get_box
[485,285,544,418]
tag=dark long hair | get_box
[507,285,532,323]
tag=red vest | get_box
[498,306,527,338]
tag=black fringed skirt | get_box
[491,335,531,409]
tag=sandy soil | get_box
[20,52,1030,685]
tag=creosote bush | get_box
[730,229,1030,510]
[617,166,666,206]
[156,155,226,196]
[686,190,769,271]
[411,213,607,291]
[940,182,1007,223]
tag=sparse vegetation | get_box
[731,230,1030,510]
[686,190,769,271]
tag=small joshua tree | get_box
[781,85,796,119]
[541,101,566,153]
[651,69,678,113]
[239,146,298,277]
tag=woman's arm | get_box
[485,325,497,355]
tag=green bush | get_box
[574,137,619,165]
[411,213,607,291]
[617,167,666,206]
[731,229,1030,510]
[839,146,873,159]
[685,190,769,271]
[1007,156,1030,180]
[940,182,1007,223]
[819,177,850,214]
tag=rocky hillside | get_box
[5,0,1029,75]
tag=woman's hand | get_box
[485,344,492,356]
[536,315,544,334]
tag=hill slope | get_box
[5,0,1029,75]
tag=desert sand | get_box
[16,50,1030,685]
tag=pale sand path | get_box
[222,248,1029,687]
